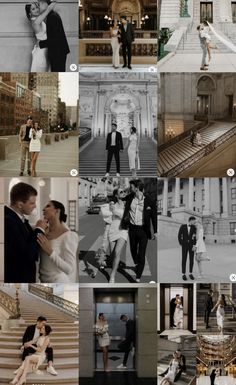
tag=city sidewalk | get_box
[0,136,78,177]
[158,53,236,72]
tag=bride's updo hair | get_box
[25,4,32,19]
[50,200,67,223]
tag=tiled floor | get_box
[80,372,156,385]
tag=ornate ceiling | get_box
[81,0,157,10]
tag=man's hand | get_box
[36,219,48,232]
[152,233,157,240]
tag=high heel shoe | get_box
[16,377,26,385]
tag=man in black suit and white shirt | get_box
[117,314,135,369]
[105,123,123,177]
[120,16,135,69]
[178,216,197,281]
[121,179,157,282]
[4,182,47,283]
[14,316,57,376]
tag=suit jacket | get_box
[22,324,38,344]
[120,22,135,44]
[125,319,135,344]
[205,294,213,311]
[19,124,31,144]
[39,11,70,58]
[179,354,186,370]
[121,193,157,239]
[106,131,123,151]
[4,206,43,283]
[178,224,196,247]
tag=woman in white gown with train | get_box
[195,221,210,279]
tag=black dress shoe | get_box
[206,325,210,329]
[19,172,23,176]
[128,65,132,69]
[182,274,187,281]
[28,170,31,176]
[122,64,127,68]
[189,274,195,280]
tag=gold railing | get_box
[0,289,21,319]
[28,284,78,318]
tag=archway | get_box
[112,0,141,27]
[196,75,216,117]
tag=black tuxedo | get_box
[210,370,216,385]
[121,193,157,279]
[118,319,135,366]
[106,131,123,173]
[120,22,135,66]
[39,11,70,72]
[4,206,43,283]
[178,224,196,274]
[204,293,213,327]
[22,324,53,362]
[170,298,177,328]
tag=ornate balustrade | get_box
[81,30,158,39]
[84,42,157,57]
[79,127,92,147]
[28,284,78,318]
[0,289,21,318]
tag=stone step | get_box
[0,368,78,385]
[0,335,77,343]
[3,331,78,337]
[0,356,78,370]
[0,348,79,359]
[0,341,78,349]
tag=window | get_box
[230,222,236,236]
[193,191,196,202]
[213,222,216,236]
[202,189,205,200]
[180,181,184,189]
[180,194,183,205]
[158,199,163,210]
[231,188,236,199]
[68,200,77,231]
[168,197,172,207]
[168,185,172,193]
[232,205,236,216]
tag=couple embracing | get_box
[5,182,78,283]
[110,16,134,70]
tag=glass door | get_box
[200,2,213,23]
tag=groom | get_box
[105,123,123,177]
[4,182,47,283]
[38,0,70,71]
[178,216,197,281]
[120,16,135,69]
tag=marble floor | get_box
[160,329,193,336]
[80,372,156,385]
[197,376,235,385]
[79,64,157,73]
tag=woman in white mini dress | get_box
[10,325,52,385]
[195,221,210,278]
[127,126,140,177]
[94,313,110,371]
[212,295,226,335]
[110,20,121,69]
[25,1,56,71]
[37,200,78,283]
[174,298,183,329]
[160,352,180,385]
[107,188,128,283]
[29,122,42,177]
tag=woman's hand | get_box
[37,234,53,256]
[49,1,57,10]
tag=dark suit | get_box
[122,319,135,366]
[106,131,123,173]
[121,193,157,279]
[39,11,70,72]
[22,324,53,362]
[204,293,213,327]
[210,370,216,385]
[170,298,177,328]
[178,224,196,274]
[4,206,43,283]
[120,22,135,67]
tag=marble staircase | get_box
[0,287,79,385]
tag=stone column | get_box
[188,178,194,211]
[203,178,210,215]
[210,178,220,217]
[175,178,180,208]
[92,85,99,136]
[222,178,229,217]
[162,178,168,216]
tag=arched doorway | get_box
[112,0,141,27]
[196,75,216,118]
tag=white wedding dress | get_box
[164,358,179,381]
[39,231,78,283]
[111,28,120,67]
[128,134,140,170]
[29,129,42,152]
[216,305,225,329]
[31,20,50,72]
[174,304,183,328]
[27,336,48,372]
[196,228,206,253]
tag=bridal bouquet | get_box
[94,324,108,336]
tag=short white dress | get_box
[128,134,140,170]
[29,129,42,152]
[31,20,50,72]
[108,203,128,242]
[95,322,110,347]
[165,359,179,381]
[29,336,48,372]
[216,305,225,328]
[196,228,206,253]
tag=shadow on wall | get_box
[0,0,78,71]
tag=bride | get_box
[25,1,56,71]
[126,126,140,177]
[173,298,183,329]
[212,294,226,335]
[110,20,121,69]
[195,220,210,279]
[160,352,180,385]
[10,325,52,385]
[37,200,78,283]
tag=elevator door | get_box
[232,3,236,23]
[200,2,213,23]
[95,291,135,370]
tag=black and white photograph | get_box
[79,72,157,177]
[0,72,78,177]
[0,283,79,384]
[158,284,196,336]
[80,285,156,385]
[196,335,236,385]
[79,177,157,283]
[79,0,157,72]
[158,177,236,283]
[197,283,236,335]
[3,177,79,283]
[0,0,78,72]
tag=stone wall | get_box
[0,179,4,282]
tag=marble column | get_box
[162,178,168,216]
[222,178,229,217]
[92,86,99,136]
[175,178,180,208]
[188,178,194,211]
[203,178,210,215]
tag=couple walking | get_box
[105,123,140,177]
[110,16,134,69]
[204,290,227,334]
[5,182,78,283]
[100,179,157,283]
[178,216,210,281]
[25,0,69,71]
[10,316,57,385]
[160,350,186,385]
[190,130,202,147]
[95,313,135,371]
[19,117,42,177]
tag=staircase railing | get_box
[225,295,236,319]
[28,284,78,318]
[160,124,236,177]
[0,289,21,319]
[188,375,197,385]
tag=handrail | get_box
[28,284,78,318]
[0,289,21,319]
[188,375,197,385]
